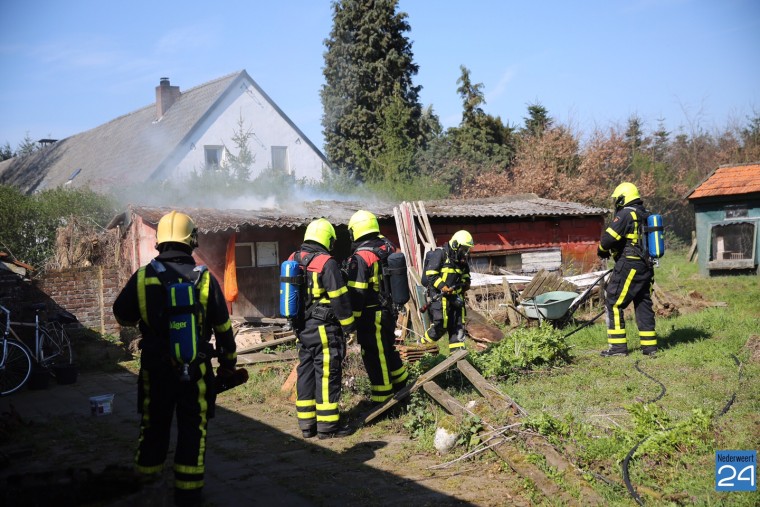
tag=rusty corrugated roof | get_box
[687,163,760,200]
[113,194,608,234]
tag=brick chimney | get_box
[156,77,180,118]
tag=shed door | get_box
[231,241,280,318]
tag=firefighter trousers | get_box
[295,320,346,434]
[356,306,408,404]
[422,296,467,351]
[135,356,215,504]
[605,258,657,353]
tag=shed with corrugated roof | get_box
[108,194,608,319]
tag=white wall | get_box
[173,76,327,182]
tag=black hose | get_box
[718,354,742,416]
[563,310,605,338]
[621,353,744,505]
[634,359,666,403]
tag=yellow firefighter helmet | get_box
[611,182,641,209]
[348,210,380,242]
[449,230,474,251]
[156,211,198,248]
[304,218,336,251]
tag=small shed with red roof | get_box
[686,162,760,276]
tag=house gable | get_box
[0,70,330,194]
[153,71,330,183]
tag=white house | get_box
[0,70,330,194]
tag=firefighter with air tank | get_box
[345,210,409,406]
[597,182,663,357]
[420,230,474,352]
[285,218,356,439]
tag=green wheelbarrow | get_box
[519,291,580,322]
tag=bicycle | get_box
[0,303,73,395]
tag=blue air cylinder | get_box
[166,281,198,365]
[279,260,303,318]
[647,214,665,259]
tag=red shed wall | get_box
[428,216,604,273]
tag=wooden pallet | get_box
[396,342,439,362]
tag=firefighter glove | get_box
[441,285,453,294]
[597,247,610,259]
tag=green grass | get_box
[497,251,759,505]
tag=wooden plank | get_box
[465,308,504,343]
[503,279,520,327]
[280,361,299,394]
[422,381,464,415]
[421,381,577,505]
[242,316,288,325]
[363,349,468,424]
[237,334,296,354]
[688,231,697,262]
[491,442,578,505]
[217,348,298,365]
[456,360,526,415]
[524,437,605,505]
[417,201,436,248]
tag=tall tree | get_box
[321,0,423,180]
[456,65,485,125]
[521,103,553,137]
[0,142,13,161]
[16,133,38,158]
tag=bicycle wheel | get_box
[1,340,33,395]
[40,323,73,366]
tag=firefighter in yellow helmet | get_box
[346,210,408,406]
[112,210,237,507]
[598,182,657,357]
[288,218,356,439]
[421,230,474,351]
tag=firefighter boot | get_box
[600,344,628,357]
[318,423,354,440]
[642,346,657,357]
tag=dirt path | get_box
[1,369,531,506]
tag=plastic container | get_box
[52,363,79,385]
[90,394,115,416]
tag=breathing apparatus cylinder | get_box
[646,214,665,259]
[385,252,410,305]
[279,260,303,318]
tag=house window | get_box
[235,243,255,268]
[709,221,756,262]
[234,241,279,267]
[256,242,279,266]
[205,145,224,169]
[271,146,289,173]
[725,205,748,218]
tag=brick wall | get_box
[35,266,123,336]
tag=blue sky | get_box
[1,0,758,153]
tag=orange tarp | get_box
[224,234,238,303]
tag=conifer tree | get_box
[321,0,423,180]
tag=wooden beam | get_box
[237,334,296,354]
[456,360,526,415]
[363,349,468,425]
[214,348,297,365]
[421,381,579,506]
[422,381,463,415]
